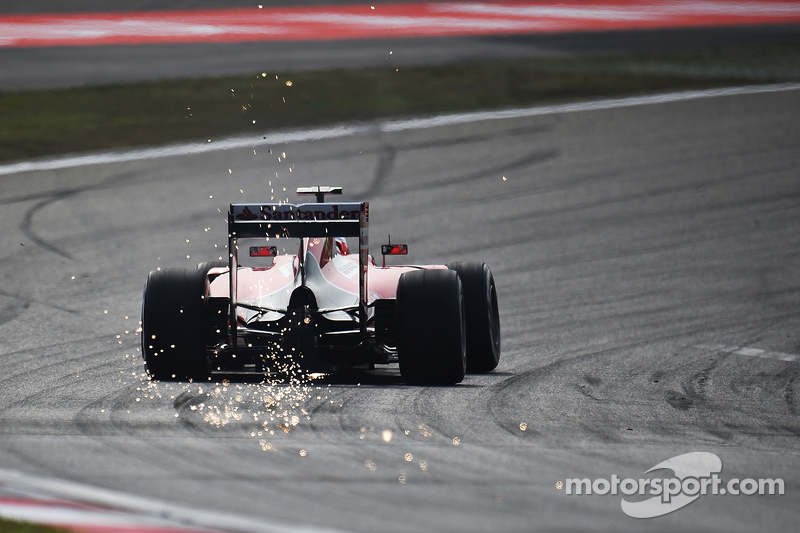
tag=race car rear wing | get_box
[227,201,370,347]
[229,202,364,238]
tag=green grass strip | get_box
[0,517,71,533]
[1,41,799,163]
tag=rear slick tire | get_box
[447,262,501,373]
[141,268,211,381]
[397,269,466,385]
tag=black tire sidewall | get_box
[397,269,466,385]
[447,262,501,373]
[141,268,211,381]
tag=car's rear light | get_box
[250,245,278,257]
[381,244,408,256]
[381,242,408,267]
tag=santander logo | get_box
[233,203,362,222]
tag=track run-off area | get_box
[2,1,800,48]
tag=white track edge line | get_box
[695,343,799,362]
[0,468,352,533]
[1,82,799,177]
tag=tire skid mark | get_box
[486,334,778,444]
[17,169,142,260]
[0,334,121,359]
[0,350,122,415]
[20,193,78,260]
[364,143,397,198]
[361,126,551,198]
[491,166,800,242]
[458,168,621,211]
[290,128,510,173]
[394,148,559,196]
[0,336,133,415]
[0,297,30,328]
[665,357,719,411]
[0,287,77,315]
[785,369,798,416]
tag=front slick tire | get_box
[447,262,501,373]
[141,268,211,381]
[397,269,466,385]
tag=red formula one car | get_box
[141,187,500,384]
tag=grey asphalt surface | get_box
[0,85,798,531]
[1,1,800,530]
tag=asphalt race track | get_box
[1,0,800,530]
[0,82,798,531]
